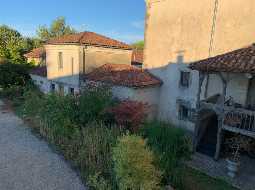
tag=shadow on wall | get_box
[145,52,201,132]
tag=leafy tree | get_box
[23,37,42,51]
[37,17,77,41]
[0,25,27,63]
[131,40,144,50]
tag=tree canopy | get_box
[0,25,27,63]
[131,41,144,50]
[37,17,77,41]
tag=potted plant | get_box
[225,135,247,178]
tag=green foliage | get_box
[131,41,144,50]
[21,85,43,117]
[140,121,192,188]
[88,172,112,190]
[113,134,162,190]
[37,17,76,41]
[77,86,114,126]
[0,25,27,63]
[0,62,32,89]
[76,123,120,179]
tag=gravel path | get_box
[0,100,86,190]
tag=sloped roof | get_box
[190,44,255,73]
[85,63,162,88]
[30,66,47,77]
[24,47,45,58]
[132,50,143,64]
[47,31,131,50]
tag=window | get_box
[69,87,74,95]
[59,84,64,96]
[179,104,190,121]
[71,57,74,75]
[58,52,63,69]
[51,84,56,92]
[180,71,190,88]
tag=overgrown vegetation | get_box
[0,66,236,190]
[141,121,192,188]
[113,134,162,190]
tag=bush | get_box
[76,123,120,183]
[21,85,44,117]
[113,134,162,190]
[0,62,32,89]
[107,100,148,133]
[77,86,114,126]
[140,121,192,188]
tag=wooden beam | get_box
[222,125,255,138]
[193,72,205,152]
[215,116,224,160]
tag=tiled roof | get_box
[24,47,45,58]
[190,44,255,73]
[85,63,162,88]
[132,50,143,64]
[47,31,131,50]
[30,66,47,77]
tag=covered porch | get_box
[190,44,255,160]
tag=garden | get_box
[0,62,238,190]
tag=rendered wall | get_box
[112,85,160,119]
[206,73,250,105]
[144,0,255,130]
[84,46,132,73]
[30,74,50,94]
[45,45,80,87]
[144,0,255,69]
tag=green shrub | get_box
[113,134,162,190]
[140,121,192,188]
[76,123,120,182]
[21,85,44,117]
[77,86,114,126]
[0,62,31,89]
[88,172,112,190]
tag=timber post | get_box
[214,72,227,160]
[193,72,205,152]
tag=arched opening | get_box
[196,109,218,157]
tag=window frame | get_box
[58,52,63,70]
[51,83,56,92]
[180,71,190,88]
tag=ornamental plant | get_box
[113,134,162,190]
[107,100,148,133]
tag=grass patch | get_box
[183,167,238,190]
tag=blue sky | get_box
[0,0,146,43]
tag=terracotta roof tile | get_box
[24,47,45,58]
[190,44,255,73]
[47,31,131,50]
[30,66,47,77]
[85,64,162,88]
[132,50,143,64]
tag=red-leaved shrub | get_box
[108,100,148,132]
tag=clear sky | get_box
[0,0,146,43]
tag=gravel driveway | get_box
[0,100,86,190]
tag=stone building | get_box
[144,0,255,131]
